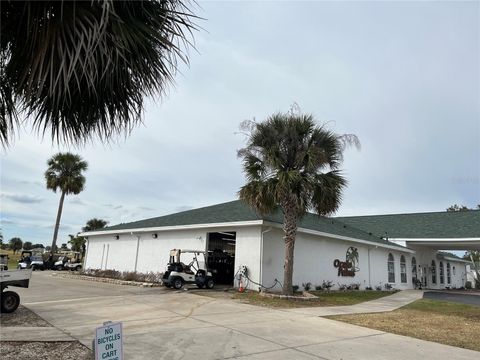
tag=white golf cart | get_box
[162,249,214,290]
[54,251,82,271]
[17,251,45,271]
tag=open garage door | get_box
[207,232,236,285]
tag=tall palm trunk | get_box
[282,201,298,295]
[51,191,66,256]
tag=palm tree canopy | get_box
[1,0,198,146]
[45,153,88,195]
[82,218,108,232]
[238,113,356,217]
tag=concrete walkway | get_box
[284,290,424,316]
[9,273,478,359]
[0,327,74,342]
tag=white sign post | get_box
[95,321,123,360]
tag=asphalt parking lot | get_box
[423,291,480,307]
[7,272,479,360]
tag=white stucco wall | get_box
[408,247,467,289]
[84,225,263,289]
[261,227,414,291]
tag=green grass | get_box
[231,290,396,308]
[329,299,480,352]
[402,298,480,317]
[0,249,21,269]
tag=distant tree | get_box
[60,243,69,251]
[238,111,359,295]
[68,235,86,256]
[23,241,33,250]
[82,218,108,232]
[45,153,88,256]
[446,204,479,212]
[9,237,23,254]
[446,204,470,212]
[464,250,480,289]
[31,244,45,249]
[45,246,52,252]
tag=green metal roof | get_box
[98,200,404,248]
[336,210,480,239]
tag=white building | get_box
[81,201,479,291]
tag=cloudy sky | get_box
[1,1,479,247]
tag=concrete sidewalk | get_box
[284,290,424,316]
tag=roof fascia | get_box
[263,221,415,253]
[80,220,264,237]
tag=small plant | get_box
[315,285,323,291]
[375,284,382,291]
[351,283,360,290]
[338,283,347,291]
[365,286,373,291]
[465,281,472,289]
[302,282,312,291]
[322,280,334,292]
[384,283,393,290]
[292,285,300,292]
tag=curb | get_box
[51,273,163,288]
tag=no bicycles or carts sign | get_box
[95,321,123,360]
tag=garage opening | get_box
[206,231,236,285]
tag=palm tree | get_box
[238,112,358,295]
[1,1,198,146]
[82,218,108,232]
[45,153,88,256]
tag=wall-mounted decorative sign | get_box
[333,247,359,277]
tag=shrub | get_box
[338,283,347,291]
[365,286,373,291]
[81,268,163,283]
[375,284,382,291]
[292,285,300,292]
[315,285,323,291]
[302,282,312,291]
[322,280,334,291]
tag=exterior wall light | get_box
[114,235,119,240]
[152,233,158,239]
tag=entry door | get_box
[422,267,427,287]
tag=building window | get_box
[388,253,395,283]
[411,257,417,281]
[400,255,407,283]
[439,262,444,284]
[447,263,451,284]
[453,266,456,276]
[431,260,437,284]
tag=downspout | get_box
[368,247,371,288]
[260,227,272,288]
[133,232,141,272]
[83,237,89,269]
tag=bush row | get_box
[82,268,163,283]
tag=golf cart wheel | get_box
[172,278,183,289]
[196,283,205,289]
[75,265,82,271]
[31,265,37,271]
[205,278,214,289]
[1,291,20,313]
[56,265,63,271]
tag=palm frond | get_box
[1,0,199,146]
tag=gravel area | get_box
[0,341,93,360]
[1,306,92,359]
[0,306,51,327]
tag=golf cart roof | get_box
[170,249,206,254]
